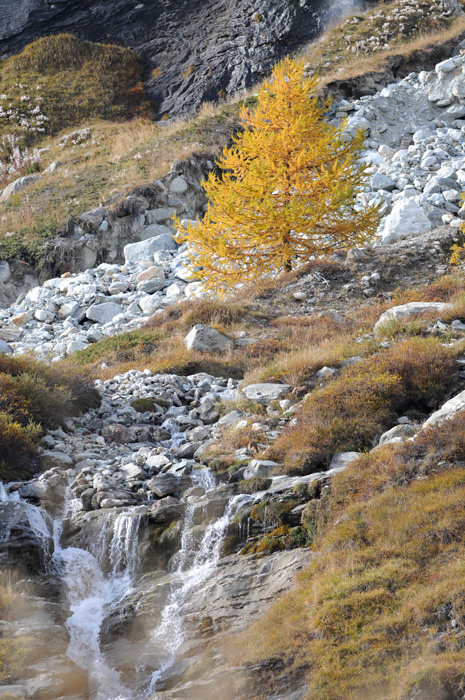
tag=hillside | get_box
[3,1,465,700]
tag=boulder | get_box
[423,390,465,429]
[139,223,172,241]
[378,200,432,245]
[328,452,361,469]
[0,339,13,354]
[379,424,418,445]
[243,459,280,479]
[242,383,291,405]
[184,324,234,353]
[139,295,163,315]
[150,496,183,523]
[0,260,11,283]
[146,474,179,498]
[124,234,177,264]
[0,174,40,203]
[374,302,453,332]
[86,302,123,324]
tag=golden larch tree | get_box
[177,57,380,292]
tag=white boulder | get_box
[86,302,123,324]
[124,234,177,264]
[374,302,453,332]
[379,200,432,245]
[242,383,291,405]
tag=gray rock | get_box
[139,295,163,315]
[124,234,177,264]
[379,200,432,245]
[0,339,13,354]
[374,302,453,332]
[328,452,361,469]
[86,302,123,324]
[379,424,418,445]
[146,474,179,498]
[120,463,146,480]
[139,223,173,241]
[0,260,11,283]
[423,390,465,429]
[242,383,291,405]
[150,496,183,523]
[0,174,40,203]
[243,459,280,479]
[371,173,396,191]
[184,324,234,353]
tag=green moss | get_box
[249,500,296,526]
[238,477,272,494]
[131,398,158,413]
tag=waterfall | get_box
[1,468,258,699]
[147,492,254,693]
[1,481,142,700]
[51,501,143,700]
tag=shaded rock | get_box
[184,325,234,353]
[328,452,361,469]
[146,474,179,498]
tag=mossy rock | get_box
[238,477,272,494]
[249,499,296,526]
[130,398,158,413]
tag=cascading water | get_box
[1,468,258,699]
[50,492,144,700]
[147,487,254,693]
[0,481,142,700]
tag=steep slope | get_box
[0,0,373,117]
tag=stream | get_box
[0,472,255,700]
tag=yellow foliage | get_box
[177,57,380,293]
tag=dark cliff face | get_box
[0,0,370,117]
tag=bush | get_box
[273,337,457,474]
[0,355,99,480]
[234,412,465,700]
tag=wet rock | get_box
[150,496,183,523]
[147,474,179,498]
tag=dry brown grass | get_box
[270,336,457,474]
[231,411,465,700]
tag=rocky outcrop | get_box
[0,0,373,118]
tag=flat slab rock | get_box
[374,301,453,331]
[242,383,291,404]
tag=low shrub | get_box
[233,413,465,700]
[0,355,99,480]
[272,337,457,474]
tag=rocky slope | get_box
[0,0,373,117]
[6,24,465,700]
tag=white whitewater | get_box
[1,469,254,699]
[1,482,142,700]
[51,497,142,700]
[148,486,253,694]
